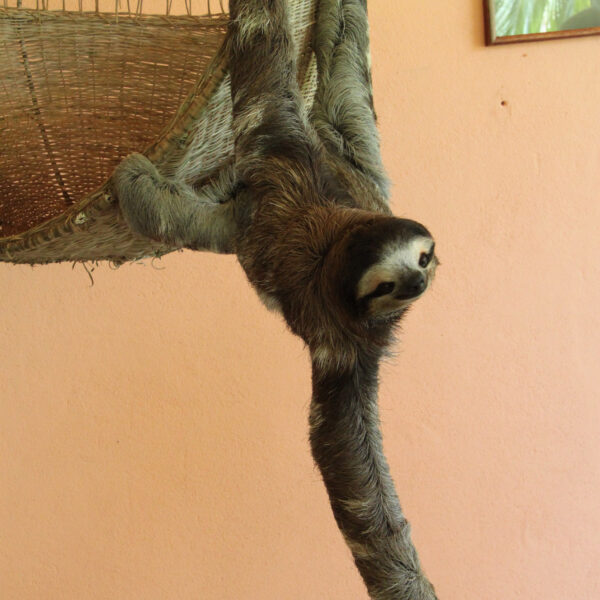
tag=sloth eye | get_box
[419,243,435,268]
[370,281,395,298]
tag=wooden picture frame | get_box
[484,0,600,45]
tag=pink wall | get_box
[1,1,599,598]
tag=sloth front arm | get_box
[111,154,238,253]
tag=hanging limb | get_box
[110,153,237,253]
[310,349,438,600]
[311,0,390,210]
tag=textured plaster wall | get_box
[1,1,599,599]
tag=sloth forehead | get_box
[357,236,432,298]
[378,236,433,270]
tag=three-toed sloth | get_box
[112,1,438,598]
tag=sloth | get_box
[112,1,438,598]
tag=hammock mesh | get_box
[0,0,318,264]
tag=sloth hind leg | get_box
[111,153,237,254]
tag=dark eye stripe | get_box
[369,281,395,299]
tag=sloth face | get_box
[341,217,437,320]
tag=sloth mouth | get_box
[394,290,425,301]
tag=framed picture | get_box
[484,0,600,44]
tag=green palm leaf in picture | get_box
[493,0,596,36]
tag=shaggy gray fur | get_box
[112,2,438,598]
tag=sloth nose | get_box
[396,271,427,300]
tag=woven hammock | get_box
[0,0,318,264]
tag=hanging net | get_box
[0,0,318,264]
